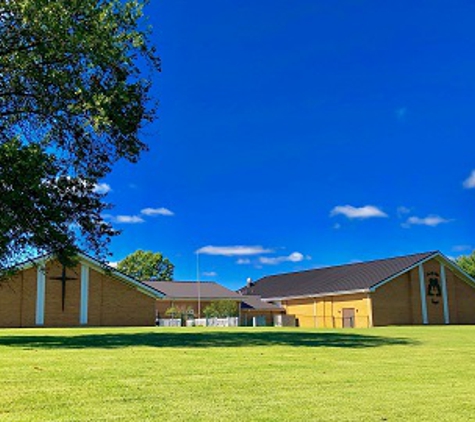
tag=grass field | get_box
[0,326,475,421]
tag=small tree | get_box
[165,305,194,323]
[165,306,180,319]
[117,250,174,281]
[203,303,218,319]
[203,300,238,318]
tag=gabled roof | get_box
[240,251,445,300]
[15,252,164,299]
[144,281,243,301]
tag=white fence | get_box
[193,317,239,327]
[158,317,240,327]
[157,318,182,327]
[207,317,239,327]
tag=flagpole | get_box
[196,251,201,319]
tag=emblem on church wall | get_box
[426,271,442,304]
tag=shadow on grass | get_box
[0,330,416,350]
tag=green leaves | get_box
[117,250,174,281]
[456,252,475,278]
[0,139,116,271]
[203,301,239,318]
[0,1,159,268]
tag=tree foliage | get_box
[203,300,239,318]
[456,252,475,278]
[164,305,194,322]
[0,0,159,270]
[117,250,174,281]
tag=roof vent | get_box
[246,277,253,287]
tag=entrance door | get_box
[342,308,355,328]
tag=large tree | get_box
[0,0,159,270]
[117,250,174,281]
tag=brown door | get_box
[342,308,355,328]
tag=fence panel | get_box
[157,318,182,327]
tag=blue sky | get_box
[99,1,475,289]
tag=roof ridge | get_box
[259,251,439,281]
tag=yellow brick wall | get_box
[372,258,475,325]
[283,294,371,328]
[87,266,104,326]
[446,268,475,324]
[372,270,416,326]
[0,274,22,327]
[282,299,316,328]
[0,267,38,328]
[92,269,156,326]
[21,267,37,327]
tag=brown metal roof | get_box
[239,251,438,299]
[144,281,243,300]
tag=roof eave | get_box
[15,252,164,299]
[262,288,371,302]
[161,296,243,301]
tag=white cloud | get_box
[114,215,145,224]
[141,207,174,217]
[93,183,112,194]
[463,170,475,189]
[259,252,305,265]
[196,245,273,256]
[403,215,451,228]
[453,245,472,252]
[203,271,217,277]
[108,261,118,268]
[331,205,388,219]
[237,258,251,265]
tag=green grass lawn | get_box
[0,326,474,421]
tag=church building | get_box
[0,253,163,327]
[240,251,475,328]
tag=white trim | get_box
[80,264,89,325]
[13,252,165,299]
[369,252,439,292]
[370,252,475,293]
[262,288,370,302]
[419,264,428,325]
[76,253,164,299]
[35,265,46,326]
[440,263,450,324]
[435,252,475,287]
